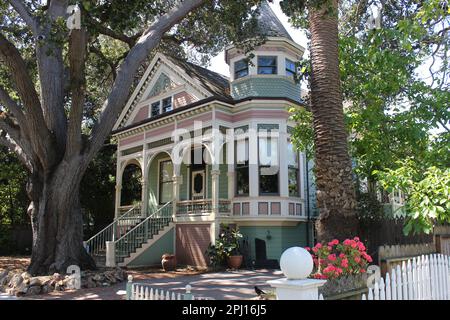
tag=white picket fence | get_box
[129,283,192,300]
[362,254,450,300]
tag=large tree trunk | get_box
[27,161,95,275]
[309,0,358,242]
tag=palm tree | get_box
[308,0,358,241]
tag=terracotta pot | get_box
[227,255,243,269]
[161,254,177,271]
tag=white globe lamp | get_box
[280,247,313,280]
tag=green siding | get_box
[147,153,170,211]
[128,228,174,267]
[180,163,188,201]
[219,164,228,199]
[240,223,307,262]
[231,77,301,102]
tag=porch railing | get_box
[176,199,231,215]
[84,204,143,256]
[115,201,173,264]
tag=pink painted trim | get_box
[177,112,212,129]
[132,105,149,123]
[145,124,175,139]
[215,111,233,123]
[233,109,289,122]
[119,133,144,147]
[174,91,196,108]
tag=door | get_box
[191,170,205,200]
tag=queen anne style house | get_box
[85,3,317,268]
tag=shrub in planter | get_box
[206,224,244,270]
[306,237,373,298]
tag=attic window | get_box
[258,56,277,75]
[151,101,161,117]
[234,59,249,79]
[162,97,172,113]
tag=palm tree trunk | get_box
[309,0,358,241]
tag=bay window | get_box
[287,141,300,197]
[286,58,296,77]
[258,124,279,195]
[235,126,249,196]
[258,56,277,75]
[234,59,249,79]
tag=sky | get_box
[207,0,308,77]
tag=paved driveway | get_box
[16,269,282,300]
[134,269,283,300]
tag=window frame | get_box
[158,159,174,205]
[151,101,161,118]
[257,56,278,75]
[258,124,280,196]
[234,59,249,80]
[234,126,249,197]
[285,58,296,77]
[162,97,173,113]
[287,139,300,197]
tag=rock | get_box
[38,276,52,286]
[54,280,65,291]
[14,282,28,295]
[41,284,53,294]
[104,272,117,284]
[8,274,23,288]
[92,274,105,282]
[21,272,31,280]
[0,271,11,286]
[52,273,63,281]
[26,285,41,296]
[29,277,42,287]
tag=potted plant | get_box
[306,237,373,299]
[224,227,244,269]
[205,225,244,269]
[161,253,177,271]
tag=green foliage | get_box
[288,107,314,158]
[375,162,450,235]
[206,224,243,268]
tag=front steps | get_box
[118,222,175,267]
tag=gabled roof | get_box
[256,1,293,41]
[113,53,231,130]
[165,55,231,100]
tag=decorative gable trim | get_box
[113,53,214,131]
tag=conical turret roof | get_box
[256,1,293,41]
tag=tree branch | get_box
[65,28,87,159]
[84,0,205,165]
[0,32,54,168]
[0,130,33,171]
[0,85,27,129]
[7,0,39,34]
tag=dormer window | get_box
[151,101,160,117]
[286,58,296,77]
[162,97,172,113]
[258,56,277,75]
[234,59,249,79]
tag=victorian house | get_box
[85,2,317,268]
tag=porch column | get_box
[210,169,220,244]
[141,145,149,216]
[172,174,182,219]
[114,184,122,219]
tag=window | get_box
[234,59,249,79]
[258,56,277,75]
[159,160,173,204]
[258,124,279,195]
[286,58,296,77]
[235,127,249,196]
[162,97,172,113]
[151,101,160,117]
[287,141,300,197]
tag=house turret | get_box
[225,1,305,102]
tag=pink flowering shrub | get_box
[305,237,372,280]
